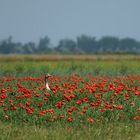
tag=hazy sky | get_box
[0,0,140,45]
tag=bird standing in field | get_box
[45,74,52,90]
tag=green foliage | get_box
[0,122,139,140]
[38,36,51,53]
[56,39,77,53]
[1,35,140,54]
[0,55,140,139]
[1,56,140,76]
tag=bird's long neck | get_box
[45,76,50,90]
[46,82,50,90]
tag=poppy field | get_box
[1,74,140,126]
[0,55,140,140]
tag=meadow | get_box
[0,54,140,140]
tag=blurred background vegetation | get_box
[1,35,140,54]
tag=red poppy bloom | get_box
[63,94,71,102]
[133,116,140,120]
[88,117,94,124]
[67,117,73,122]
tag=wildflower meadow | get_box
[0,55,140,140]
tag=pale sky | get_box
[0,0,140,45]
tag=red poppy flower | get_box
[88,117,94,124]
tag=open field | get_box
[0,54,140,139]
[1,54,140,76]
[1,54,140,61]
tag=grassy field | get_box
[1,54,140,76]
[0,122,140,140]
[0,54,140,140]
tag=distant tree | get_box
[98,36,120,53]
[37,36,51,53]
[22,42,36,54]
[77,35,98,53]
[134,42,140,53]
[0,36,16,54]
[56,39,77,53]
[0,35,140,54]
[12,42,23,53]
[119,38,137,53]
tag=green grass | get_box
[0,122,140,140]
[1,59,140,77]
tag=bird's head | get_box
[45,73,52,80]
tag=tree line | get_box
[0,35,140,54]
